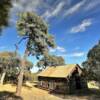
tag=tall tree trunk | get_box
[16,50,28,96]
[16,64,24,96]
[0,72,6,85]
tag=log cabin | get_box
[37,64,87,94]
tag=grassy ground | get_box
[0,82,100,100]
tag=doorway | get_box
[75,76,81,89]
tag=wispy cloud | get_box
[42,1,65,20]
[10,0,44,25]
[56,46,66,52]
[67,52,85,57]
[50,46,84,59]
[12,0,43,12]
[84,0,100,11]
[50,46,66,53]
[10,0,68,23]
[70,18,92,33]
[10,0,100,24]
[56,51,85,58]
[64,0,86,17]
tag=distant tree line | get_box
[0,51,33,84]
[37,55,65,71]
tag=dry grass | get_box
[0,82,100,100]
[0,84,61,100]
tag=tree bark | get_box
[0,72,6,85]
[16,51,28,96]
[16,67,24,95]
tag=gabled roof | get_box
[38,64,82,78]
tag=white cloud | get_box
[56,51,85,58]
[56,46,66,52]
[57,54,67,57]
[42,11,51,19]
[50,48,56,52]
[42,1,65,20]
[10,0,44,25]
[64,0,86,17]
[12,0,42,12]
[67,52,85,57]
[9,0,100,24]
[51,2,65,16]
[70,19,92,33]
[50,46,66,53]
[84,0,100,11]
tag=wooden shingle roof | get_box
[38,64,82,78]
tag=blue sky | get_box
[0,0,100,72]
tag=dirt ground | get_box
[0,82,100,100]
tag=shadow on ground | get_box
[0,91,23,100]
[50,89,100,100]
[11,84,32,89]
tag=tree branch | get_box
[17,36,29,45]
